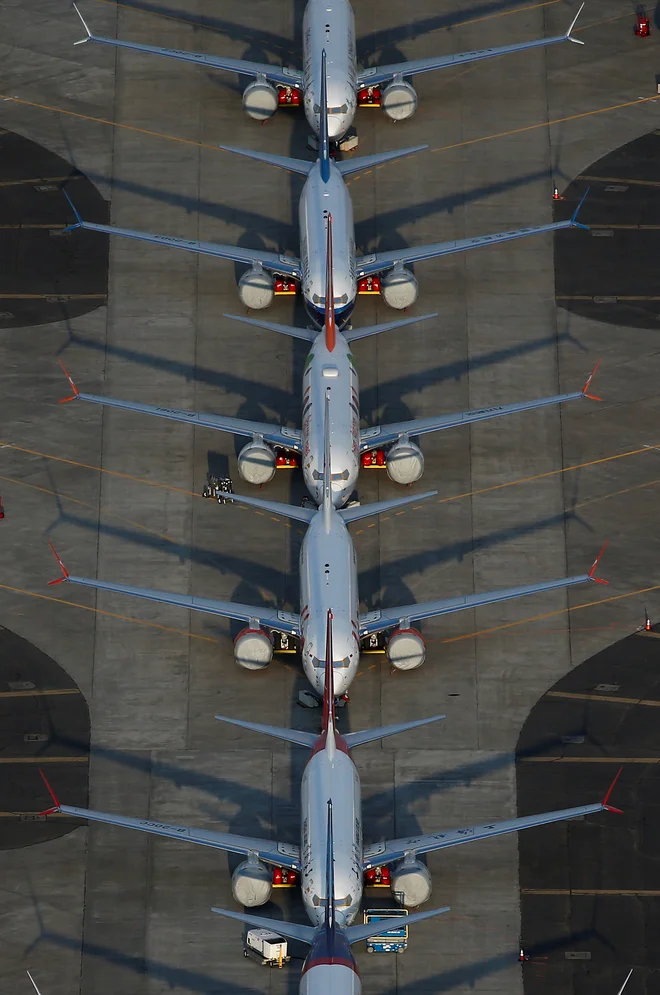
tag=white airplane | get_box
[71,1,585,145]
[47,389,610,691]
[58,214,601,503]
[61,49,590,326]
[37,615,623,926]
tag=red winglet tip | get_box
[604,805,624,815]
[38,767,61,810]
[581,359,603,401]
[47,541,69,585]
[588,541,609,584]
[602,765,623,809]
[58,359,79,403]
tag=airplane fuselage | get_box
[300,511,360,696]
[302,330,359,507]
[299,161,357,328]
[302,0,358,141]
[301,738,363,927]
[301,959,360,995]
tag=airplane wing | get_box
[359,364,601,451]
[355,3,584,88]
[59,364,302,452]
[355,209,588,278]
[38,770,300,869]
[62,191,300,277]
[358,545,608,637]
[73,3,303,89]
[47,544,301,636]
[362,771,622,870]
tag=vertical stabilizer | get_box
[325,214,336,352]
[321,609,336,740]
[322,388,333,532]
[324,799,336,932]
[319,49,330,182]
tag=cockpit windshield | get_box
[312,655,351,669]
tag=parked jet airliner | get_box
[47,390,610,692]
[61,50,589,326]
[71,2,584,144]
[37,614,622,925]
[58,214,600,506]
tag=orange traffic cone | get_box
[553,186,563,201]
[645,610,652,632]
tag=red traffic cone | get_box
[0,496,5,519]
[645,614,652,632]
[553,186,563,201]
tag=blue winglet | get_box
[570,186,590,231]
[62,187,84,232]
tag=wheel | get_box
[367,946,374,954]
[243,950,248,958]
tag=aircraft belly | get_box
[301,752,362,926]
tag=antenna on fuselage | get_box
[324,798,336,932]
[319,49,331,183]
[324,213,336,353]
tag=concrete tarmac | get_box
[0,1,659,993]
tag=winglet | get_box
[38,768,61,815]
[62,187,83,232]
[58,359,80,403]
[566,2,586,45]
[602,765,624,814]
[587,541,609,585]
[324,214,336,353]
[570,186,590,230]
[72,2,93,45]
[319,49,330,183]
[47,542,70,586]
[26,971,43,995]
[321,610,336,737]
[581,359,602,401]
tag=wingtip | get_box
[72,2,92,43]
[62,187,83,228]
[581,358,603,401]
[47,541,70,586]
[587,541,609,585]
[602,765,623,813]
[57,358,80,403]
[566,2,586,44]
[570,186,590,227]
[38,767,61,814]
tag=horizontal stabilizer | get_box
[338,144,428,177]
[343,312,437,343]
[219,144,313,176]
[339,490,437,524]
[215,714,316,748]
[211,906,315,945]
[345,905,450,944]
[224,313,317,342]
[223,491,316,524]
[344,713,445,748]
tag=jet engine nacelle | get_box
[238,439,277,485]
[381,266,419,310]
[238,265,274,310]
[386,439,424,485]
[386,627,425,671]
[242,78,279,121]
[382,80,418,121]
[231,856,273,906]
[234,627,274,670]
[391,858,432,907]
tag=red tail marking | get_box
[47,541,70,586]
[58,360,80,403]
[588,541,609,585]
[321,609,335,735]
[581,359,602,401]
[324,215,336,353]
[38,767,61,815]
[602,766,624,814]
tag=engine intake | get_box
[242,78,278,121]
[238,438,276,485]
[238,265,274,310]
[386,627,425,671]
[391,856,432,907]
[386,438,424,485]
[234,627,273,670]
[382,80,417,121]
[232,854,273,906]
[381,266,418,310]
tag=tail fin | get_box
[325,214,336,352]
[322,389,333,530]
[319,49,330,182]
[215,714,316,748]
[321,609,336,738]
[344,904,451,945]
[325,799,336,932]
[210,905,315,945]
